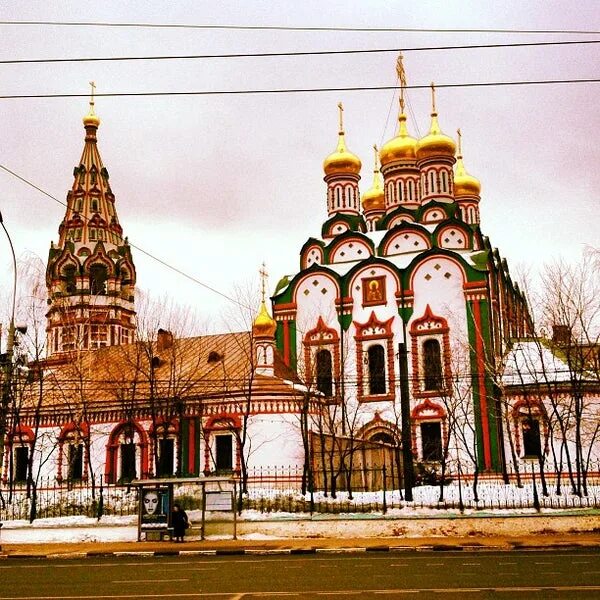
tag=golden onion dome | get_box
[323,130,362,176]
[362,145,385,212]
[380,113,417,165]
[454,156,481,197]
[416,111,455,162]
[252,301,277,338]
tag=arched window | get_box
[62,265,77,294]
[335,187,342,208]
[423,339,443,391]
[408,179,415,201]
[387,182,395,204]
[316,349,333,396]
[441,170,448,192]
[368,344,386,395]
[397,181,403,202]
[89,263,108,295]
[421,422,443,460]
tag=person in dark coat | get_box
[171,502,189,542]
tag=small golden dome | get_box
[454,157,481,197]
[362,145,385,212]
[252,301,277,338]
[416,112,455,162]
[83,111,100,128]
[454,129,480,197]
[323,131,361,176]
[380,113,417,165]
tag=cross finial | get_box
[259,262,268,303]
[337,101,344,133]
[457,128,463,156]
[89,80,96,115]
[373,144,379,170]
[396,53,407,112]
[430,82,437,114]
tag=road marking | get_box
[498,562,517,565]
[461,563,481,566]
[111,579,190,584]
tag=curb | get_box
[2,542,599,560]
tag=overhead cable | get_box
[1,78,599,100]
[2,39,600,65]
[2,21,600,35]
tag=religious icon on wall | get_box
[362,276,386,306]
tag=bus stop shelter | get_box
[131,476,238,541]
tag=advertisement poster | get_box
[140,487,170,527]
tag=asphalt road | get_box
[1,549,599,599]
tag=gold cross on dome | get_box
[337,101,344,133]
[259,262,268,303]
[89,80,97,114]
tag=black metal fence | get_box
[2,464,600,521]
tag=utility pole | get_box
[398,341,415,501]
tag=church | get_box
[3,58,598,495]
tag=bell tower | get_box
[46,83,136,356]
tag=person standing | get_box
[171,502,189,542]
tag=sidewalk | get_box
[3,531,600,559]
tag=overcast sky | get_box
[1,1,599,334]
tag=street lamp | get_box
[0,210,17,480]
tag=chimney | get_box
[552,324,571,346]
[157,328,173,352]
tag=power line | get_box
[2,21,600,35]
[2,39,599,65]
[2,78,599,101]
[0,164,252,312]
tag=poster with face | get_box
[141,488,169,526]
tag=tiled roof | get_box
[20,332,306,413]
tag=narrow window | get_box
[408,179,414,201]
[421,422,443,461]
[429,170,436,193]
[157,438,174,477]
[387,182,395,204]
[397,180,403,202]
[423,339,443,391]
[215,434,233,472]
[89,228,97,241]
[14,446,29,482]
[120,442,136,482]
[316,349,333,396]
[368,344,386,395]
[91,198,98,212]
[76,198,83,212]
[90,264,108,295]
[68,443,83,480]
[522,418,542,458]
